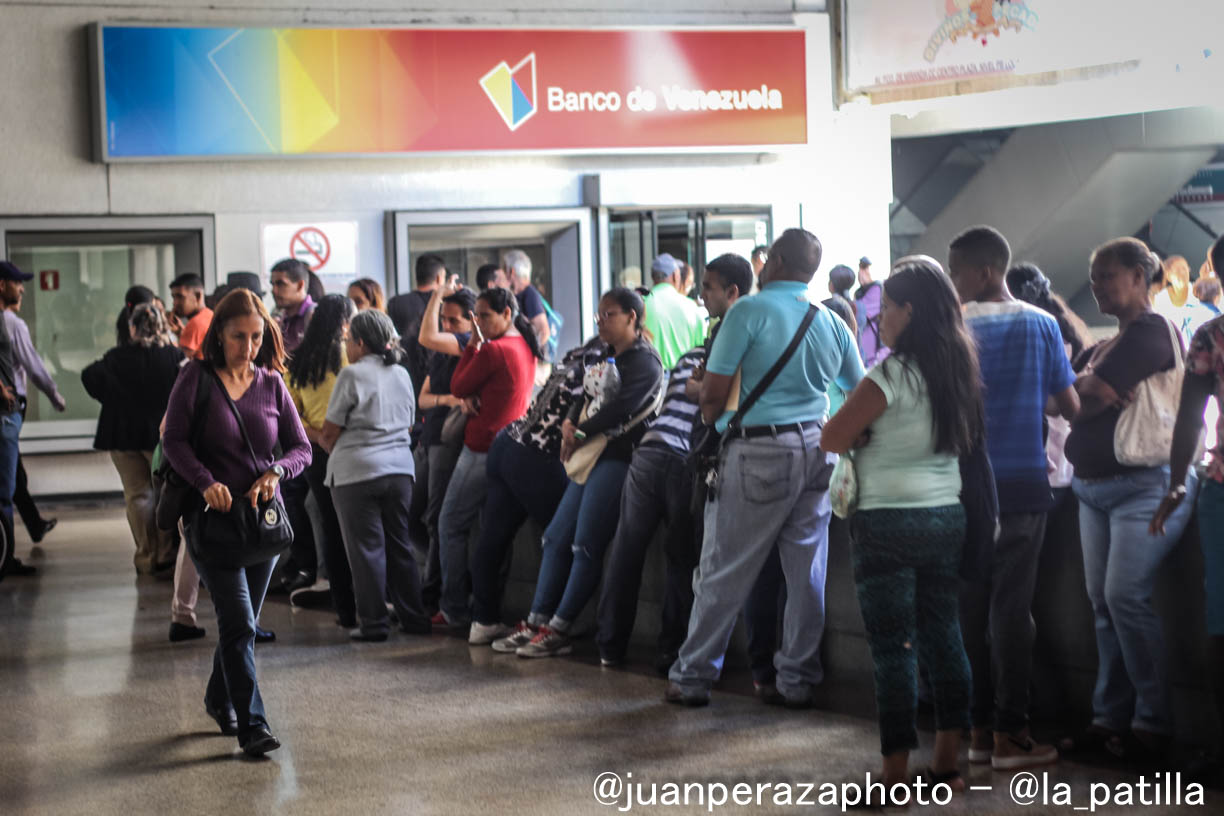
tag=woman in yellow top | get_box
[286,294,358,626]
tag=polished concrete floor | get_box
[0,504,1218,815]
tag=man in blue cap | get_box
[0,262,32,578]
[642,253,706,370]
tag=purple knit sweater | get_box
[163,361,311,496]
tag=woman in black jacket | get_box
[83,303,185,575]
[509,287,663,658]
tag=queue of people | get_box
[6,225,1223,782]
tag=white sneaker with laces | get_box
[468,621,513,645]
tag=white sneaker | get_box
[492,621,537,653]
[468,621,512,645]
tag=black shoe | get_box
[757,684,816,710]
[254,626,276,643]
[664,682,709,708]
[350,630,388,642]
[289,580,333,609]
[204,703,239,736]
[282,570,315,594]
[29,518,57,544]
[240,727,281,757]
[8,558,36,576]
[336,614,357,629]
[169,622,207,642]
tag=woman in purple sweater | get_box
[163,289,311,757]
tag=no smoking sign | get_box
[290,226,331,271]
[262,221,358,287]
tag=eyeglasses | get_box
[595,310,627,323]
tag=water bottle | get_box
[585,355,621,417]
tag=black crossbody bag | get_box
[185,371,294,569]
[689,303,820,506]
[154,365,213,531]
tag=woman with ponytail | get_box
[319,309,429,641]
[435,286,541,626]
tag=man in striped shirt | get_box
[596,254,753,671]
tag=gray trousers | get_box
[669,427,835,700]
[332,474,429,637]
[958,511,1048,734]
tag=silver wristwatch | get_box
[270,464,286,479]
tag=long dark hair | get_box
[288,294,356,389]
[201,288,287,375]
[349,310,404,367]
[477,287,544,361]
[1007,262,1094,359]
[116,285,155,347]
[882,258,985,455]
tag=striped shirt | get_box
[639,348,704,455]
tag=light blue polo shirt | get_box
[706,281,864,432]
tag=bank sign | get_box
[92,25,807,160]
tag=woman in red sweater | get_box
[436,287,543,625]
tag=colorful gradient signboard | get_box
[91,25,807,161]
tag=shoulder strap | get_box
[607,375,667,440]
[724,303,820,435]
[208,369,265,474]
[187,364,213,449]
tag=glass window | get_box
[4,228,205,438]
[609,208,770,293]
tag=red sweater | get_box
[449,334,536,453]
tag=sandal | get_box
[1057,724,1119,756]
[918,767,965,795]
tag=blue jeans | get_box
[437,446,489,623]
[0,409,23,543]
[670,427,835,700]
[1199,478,1224,637]
[1073,465,1199,735]
[471,432,570,625]
[192,554,278,741]
[529,458,631,630]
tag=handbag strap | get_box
[606,376,666,440]
[723,303,820,436]
[186,363,213,451]
[208,369,268,476]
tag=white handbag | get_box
[1113,316,1184,467]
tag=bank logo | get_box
[480,53,538,131]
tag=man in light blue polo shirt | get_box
[667,228,864,707]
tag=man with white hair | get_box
[502,249,550,351]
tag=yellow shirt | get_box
[288,361,345,431]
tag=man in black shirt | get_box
[387,254,448,400]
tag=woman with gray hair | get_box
[319,310,430,641]
[83,302,185,575]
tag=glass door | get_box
[389,209,595,354]
[608,207,771,291]
[0,216,213,450]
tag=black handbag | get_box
[185,371,294,569]
[154,365,213,531]
[959,438,999,582]
[688,303,820,512]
